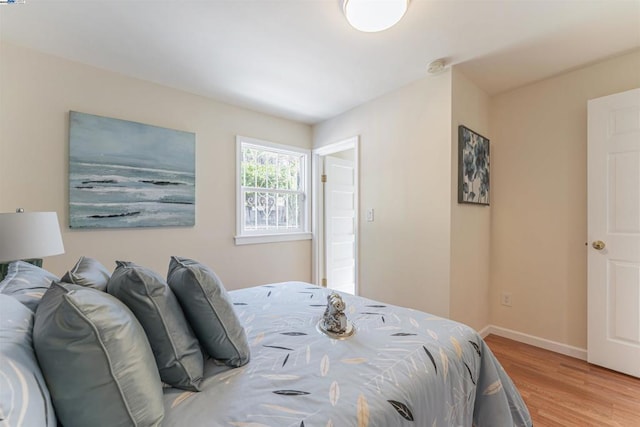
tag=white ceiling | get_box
[1,0,639,124]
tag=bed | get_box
[0,259,532,427]
[163,282,532,426]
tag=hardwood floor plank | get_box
[484,334,640,427]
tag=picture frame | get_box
[458,125,490,205]
[69,111,196,228]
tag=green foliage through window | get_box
[239,142,307,233]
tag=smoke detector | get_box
[427,59,446,74]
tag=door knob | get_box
[592,240,606,250]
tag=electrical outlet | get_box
[501,292,512,307]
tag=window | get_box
[235,136,311,245]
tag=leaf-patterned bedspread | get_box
[163,282,532,427]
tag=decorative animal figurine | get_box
[322,292,348,334]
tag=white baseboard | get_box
[481,325,588,361]
[477,325,491,338]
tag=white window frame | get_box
[235,135,312,245]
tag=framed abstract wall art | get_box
[69,111,196,228]
[458,125,490,206]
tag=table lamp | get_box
[0,209,65,280]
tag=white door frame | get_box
[312,136,359,294]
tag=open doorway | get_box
[312,136,359,295]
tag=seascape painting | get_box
[458,125,490,205]
[69,111,195,228]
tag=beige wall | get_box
[449,68,491,331]
[4,39,637,352]
[0,42,312,288]
[313,71,453,318]
[489,49,640,348]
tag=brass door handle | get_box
[592,240,606,250]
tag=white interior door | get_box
[324,155,356,294]
[587,87,640,378]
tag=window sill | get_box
[234,232,312,246]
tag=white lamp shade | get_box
[343,0,409,33]
[0,212,65,263]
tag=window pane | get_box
[289,193,301,228]
[241,156,246,187]
[241,148,249,187]
[244,191,257,230]
[257,192,268,229]
[274,193,300,230]
[244,191,303,231]
[277,154,297,190]
[242,147,258,188]
[242,145,303,191]
[276,193,288,227]
[292,156,301,191]
[254,152,261,188]
[239,139,308,237]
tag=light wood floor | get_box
[484,334,640,427]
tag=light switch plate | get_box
[367,208,374,222]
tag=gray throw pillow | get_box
[33,282,164,427]
[0,261,59,311]
[107,261,204,391]
[167,256,250,367]
[61,256,110,291]
[0,294,57,427]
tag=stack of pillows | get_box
[0,256,250,427]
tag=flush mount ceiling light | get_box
[343,0,410,33]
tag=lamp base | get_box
[0,258,43,282]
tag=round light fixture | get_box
[343,0,410,33]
